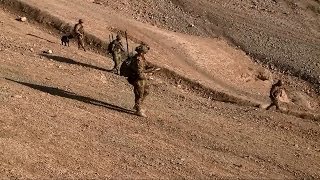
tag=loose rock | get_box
[43,49,53,54]
[17,16,27,22]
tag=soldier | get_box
[74,19,86,51]
[266,80,284,110]
[109,35,125,74]
[127,44,153,117]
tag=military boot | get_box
[136,109,147,117]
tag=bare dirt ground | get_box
[0,0,320,179]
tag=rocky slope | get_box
[98,0,320,89]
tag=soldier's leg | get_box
[133,84,140,110]
[77,38,81,49]
[80,38,86,51]
[274,99,280,110]
[134,80,144,109]
[77,36,85,51]
[115,53,121,74]
[141,81,149,103]
[76,36,80,49]
[112,53,117,72]
[134,80,147,117]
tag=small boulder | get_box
[259,103,269,109]
[43,49,53,54]
[17,16,27,22]
[188,23,195,28]
[12,95,23,99]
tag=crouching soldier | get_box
[266,80,284,111]
[126,44,153,117]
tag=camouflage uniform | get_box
[266,80,284,110]
[74,19,86,51]
[127,44,151,117]
[110,35,125,74]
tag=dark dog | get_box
[61,34,74,46]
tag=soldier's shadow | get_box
[40,54,112,72]
[7,78,135,115]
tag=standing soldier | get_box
[127,44,152,117]
[266,80,284,110]
[74,19,86,51]
[109,35,125,74]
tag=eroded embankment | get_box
[170,0,320,92]
[1,0,319,121]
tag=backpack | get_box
[120,55,135,77]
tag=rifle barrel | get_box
[125,31,129,56]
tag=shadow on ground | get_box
[27,33,56,43]
[6,78,135,115]
[40,54,112,72]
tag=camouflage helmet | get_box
[79,19,84,23]
[116,34,121,40]
[135,44,150,54]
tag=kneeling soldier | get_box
[266,80,284,111]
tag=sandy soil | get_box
[0,0,320,179]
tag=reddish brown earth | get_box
[0,0,320,179]
[100,0,320,88]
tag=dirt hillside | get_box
[0,0,320,179]
[101,0,320,89]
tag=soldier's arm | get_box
[74,24,82,35]
[273,87,282,99]
[145,62,161,73]
[137,57,146,79]
[269,85,276,97]
[111,41,116,51]
[119,41,126,51]
[277,87,285,97]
